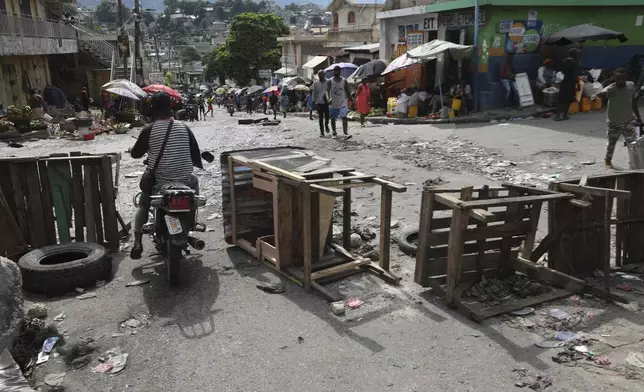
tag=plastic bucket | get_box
[408,105,418,118]
[451,97,462,111]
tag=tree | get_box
[203,45,230,85]
[95,1,132,27]
[285,3,300,12]
[181,46,201,64]
[220,13,289,85]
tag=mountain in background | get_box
[76,0,330,12]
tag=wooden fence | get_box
[0,153,119,259]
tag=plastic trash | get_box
[510,307,534,316]
[345,298,364,309]
[535,340,565,348]
[549,308,570,320]
[41,337,58,354]
[555,331,578,341]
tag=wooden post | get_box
[227,156,238,242]
[83,165,96,242]
[302,184,313,291]
[274,180,293,269]
[475,186,488,280]
[498,188,520,276]
[521,201,543,260]
[414,191,434,286]
[379,186,393,271]
[445,206,469,307]
[604,195,613,298]
[343,187,351,249]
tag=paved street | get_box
[4,108,644,392]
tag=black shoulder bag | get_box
[139,119,173,193]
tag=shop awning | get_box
[274,67,297,76]
[302,56,328,69]
[344,43,380,53]
[381,54,421,75]
[406,39,474,61]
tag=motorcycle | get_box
[226,103,235,116]
[185,104,198,122]
[134,152,215,285]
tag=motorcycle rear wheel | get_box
[166,241,181,286]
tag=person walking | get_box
[554,48,582,121]
[312,70,330,136]
[206,96,214,117]
[326,66,352,140]
[592,68,642,169]
[355,78,372,126]
[246,94,254,115]
[262,95,268,114]
[269,92,279,120]
[279,91,289,118]
[305,92,314,120]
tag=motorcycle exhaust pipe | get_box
[187,236,205,250]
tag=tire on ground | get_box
[18,243,112,294]
[262,121,280,126]
[254,117,269,123]
[396,227,418,257]
[238,119,254,125]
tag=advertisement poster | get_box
[505,20,543,54]
[527,10,537,28]
[406,32,424,50]
[398,25,406,43]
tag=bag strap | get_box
[152,119,173,174]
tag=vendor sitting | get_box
[537,58,556,90]
[452,80,474,115]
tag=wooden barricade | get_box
[415,183,585,321]
[0,153,119,259]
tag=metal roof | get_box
[344,43,380,53]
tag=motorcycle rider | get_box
[129,92,204,259]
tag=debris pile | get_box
[467,274,550,306]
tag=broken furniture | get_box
[549,173,642,300]
[0,152,123,260]
[414,183,586,321]
[221,147,406,301]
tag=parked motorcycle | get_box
[134,152,215,285]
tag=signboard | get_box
[258,69,272,80]
[438,10,486,28]
[422,14,438,31]
[397,25,406,43]
[505,20,543,54]
[499,20,513,34]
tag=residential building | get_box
[378,0,644,109]
[327,0,384,43]
[0,0,78,106]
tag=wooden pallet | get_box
[222,147,406,301]
[415,184,585,321]
[0,153,120,258]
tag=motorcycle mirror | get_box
[201,151,215,163]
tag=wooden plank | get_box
[379,187,393,270]
[342,186,351,250]
[291,187,304,267]
[228,156,238,242]
[514,256,586,292]
[99,156,119,250]
[302,167,355,177]
[520,202,543,259]
[24,162,47,248]
[275,180,293,269]
[501,183,560,195]
[427,221,531,246]
[421,186,506,194]
[47,160,73,243]
[603,195,613,298]
[430,208,531,229]
[70,157,85,242]
[302,185,313,291]
[428,237,524,259]
[306,175,375,184]
[370,178,406,193]
[470,289,573,322]
[461,193,574,209]
[615,176,628,267]
[423,251,514,277]
[435,193,464,210]
[0,188,27,259]
[310,191,320,266]
[0,163,16,214]
[415,191,434,286]
[90,163,104,245]
[249,160,306,181]
[310,259,370,281]
[475,186,489,281]
[557,183,630,199]
[83,165,97,242]
[445,207,469,307]
[9,163,28,244]
[37,161,57,245]
[310,184,345,196]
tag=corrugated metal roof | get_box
[344,43,380,53]
[303,55,329,69]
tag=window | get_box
[347,11,355,25]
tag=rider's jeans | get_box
[134,174,199,233]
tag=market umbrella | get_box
[381,53,422,75]
[142,84,181,100]
[347,59,389,83]
[292,84,310,92]
[544,24,627,45]
[236,87,248,96]
[263,86,280,94]
[247,85,264,94]
[105,87,141,100]
[199,84,209,91]
[279,76,306,89]
[324,62,359,79]
[215,87,226,95]
[102,79,147,98]
[407,39,474,61]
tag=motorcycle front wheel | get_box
[166,240,181,286]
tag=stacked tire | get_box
[18,243,112,294]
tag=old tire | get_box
[396,227,418,257]
[262,121,280,126]
[254,117,269,123]
[238,119,255,125]
[18,243,112,294]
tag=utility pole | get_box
[134,0,143,84]
[153,35,162,72]
[473,0,480,112]
[117,0,127,79]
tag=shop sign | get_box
[438,10,486,28]
[422,14,438,31]
[498,20,513,34]
[258,69,272,79]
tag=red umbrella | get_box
[143,84,182,100]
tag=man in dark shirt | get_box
[500,53,519,110]
[554,48,582,121]
[269,92,279,120]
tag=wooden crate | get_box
[0,153,120,259]
[221,147,407,301]
[548,172,644,299]
[415,183,585,321]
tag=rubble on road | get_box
[467,274,550,306]
[256,282,285,294]
[26,303,48,319]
